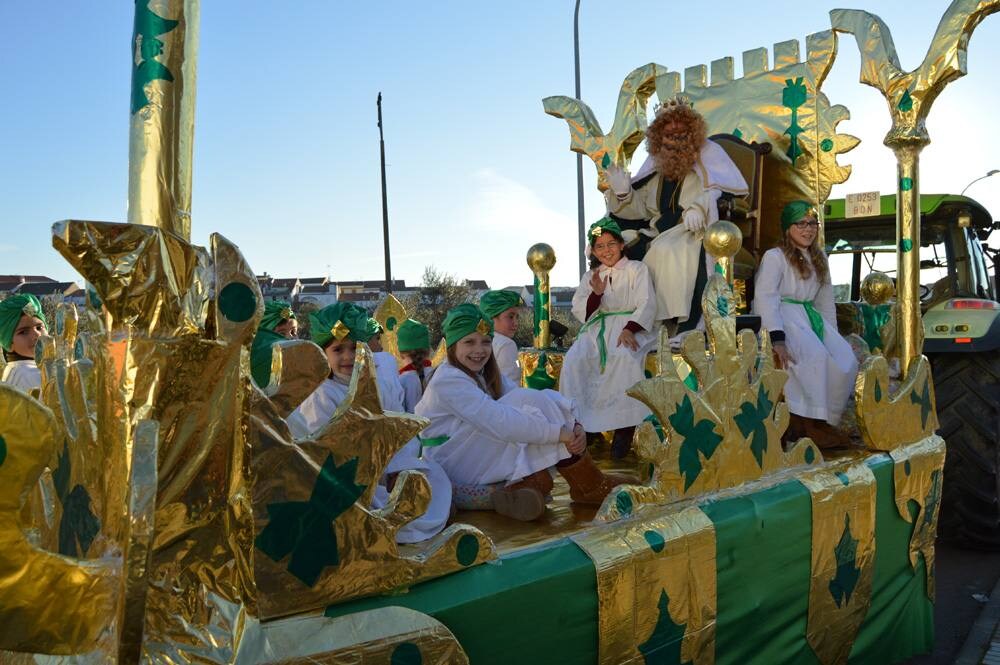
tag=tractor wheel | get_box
[931,351,1000,549]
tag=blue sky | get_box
[2,2,1000,290]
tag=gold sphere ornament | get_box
[702,220,743,259]
[526,243,557,273]
[861,271,895,305]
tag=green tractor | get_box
[824,193,1000,548]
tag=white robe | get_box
[753,248,859,425]
[373,351,406,412]
[606,140,749,323]
[1,359,41,393]
[492,333,521,385]
[416,363,575,486]
[287,364,451,544]
[398,369,423,413]
[559,257,657,432]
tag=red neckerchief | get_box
[399,359,432,374]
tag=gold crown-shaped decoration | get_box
[653,94,693,115]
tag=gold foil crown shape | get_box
[654,94,693,115]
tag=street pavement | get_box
[904,540,1000,664]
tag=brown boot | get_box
[491,470,553,521]
[557,451,638,505]
[611,426,636,459]
[803,418,852,450]
[784,414,809,446]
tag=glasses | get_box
[793,221,820,229]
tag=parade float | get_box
[1,1,997,663]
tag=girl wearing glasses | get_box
[753,201,858,448]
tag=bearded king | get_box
[604,98,748,331]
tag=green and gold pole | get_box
[527,243,556,349]
[128,0,200,241]
[891,141,923,376]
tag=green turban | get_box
[588,217,623,242]
[250,328,286,388]
[308,302,379,347]
[479,290,524,320]
[442,303,493,347]
[260,300,296,332]
[397,318,430,352]
[0,294,47,352]
[781,200,818,232]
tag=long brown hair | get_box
[645,104,707,182]
[403,348,430,383]
[447,344,503,399]
[781,232,830,284]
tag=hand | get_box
[682,207,706,233]
[773,342,793,368]
[589,271,608,295]
[604,164,632,197]
[566,422,587,455]
[617,328,639,351]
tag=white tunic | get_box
[416,362,575,486]
[374,351,406,412]
[607,140,749,323]
[288,367,451,544]
[1,360,41,393]
[753,248,859,425]
[559,257,657,432]
[398,369,423,413]
[492,333,521,385]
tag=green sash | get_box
[782,298,825,341]
[579,309,636,373]
[417,435,449,458]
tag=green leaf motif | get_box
[900,177,913,192]
[828,513,860,608]
[53,441,101,557]
[131,0,179,114]
[782,77,808,165]
[733,385,774,468]
[732,128,743,139]
[638,589,692,665]
[909,380,933,429]
[897,89,913,112]
[601,152,612,169]
[921,469,942,528]
[255,455,367,586]
[669,395,723,490]
[820,138,834,152]
[900,238,913,253]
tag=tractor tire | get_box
[930,351,1000,549]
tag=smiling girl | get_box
[479,289,525,384]
[287,302,451,543]
[559,218,657,458]
[0,294,48,393]
[753,201,858,448]
[416,303,633,521]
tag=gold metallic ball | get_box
[527,243,557,273]
[861,271,895,305]
[702,220,743,259]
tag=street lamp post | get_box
[574,0,586,278]
[961,169,1000,196]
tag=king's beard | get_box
[651,135,700,183]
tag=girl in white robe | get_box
[417,304,634,521]
[397,318,432,413]
[752,201,858,448]
[479,290,526,385]
[287,302,451,544]
[0,294,48,395]
[559,218,657,458]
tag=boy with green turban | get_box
[0,293,49,393]
[250,301,297,388]
[479,290,525,384]
[397,318,431,412]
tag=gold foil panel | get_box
[800,462,877,665]
[889,435,946,600]
[572,506,717,665]
[128,0,200,240]
[430,338,447,369]
[373,294,408,362]
[519,349,564,389]
[252,346,495,618]
[854,354,938,451]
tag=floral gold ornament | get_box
[476,319,491,337]
[331,320,351,341]
[373,293,408,361]
[832,0,1000,376]
[854,355,938,450]
[519,349,564,390]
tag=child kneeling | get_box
[288,302,452,543]
[416,304,634,522]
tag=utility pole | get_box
[377,92,393,293]
[573,0,586,277]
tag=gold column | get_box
[128,0,200,241]
[526,243,556,349]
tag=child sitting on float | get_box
[559,218,657,458]
[0,294,48,393]
[752,201,858,448]
[250,300,297,388]
[397,318,431,412]
[479,289,525,384]
[287,302,451,543]
[416,303,634,521]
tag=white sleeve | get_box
[604,176,660,221]
[754,250,785,334]
[493,338,521,385]
[816,278,836,328]
[399,372,422,413]
[571,270,596,324]
[437,374,562,445]
[628,262,657,331]
[374,353,406,412]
